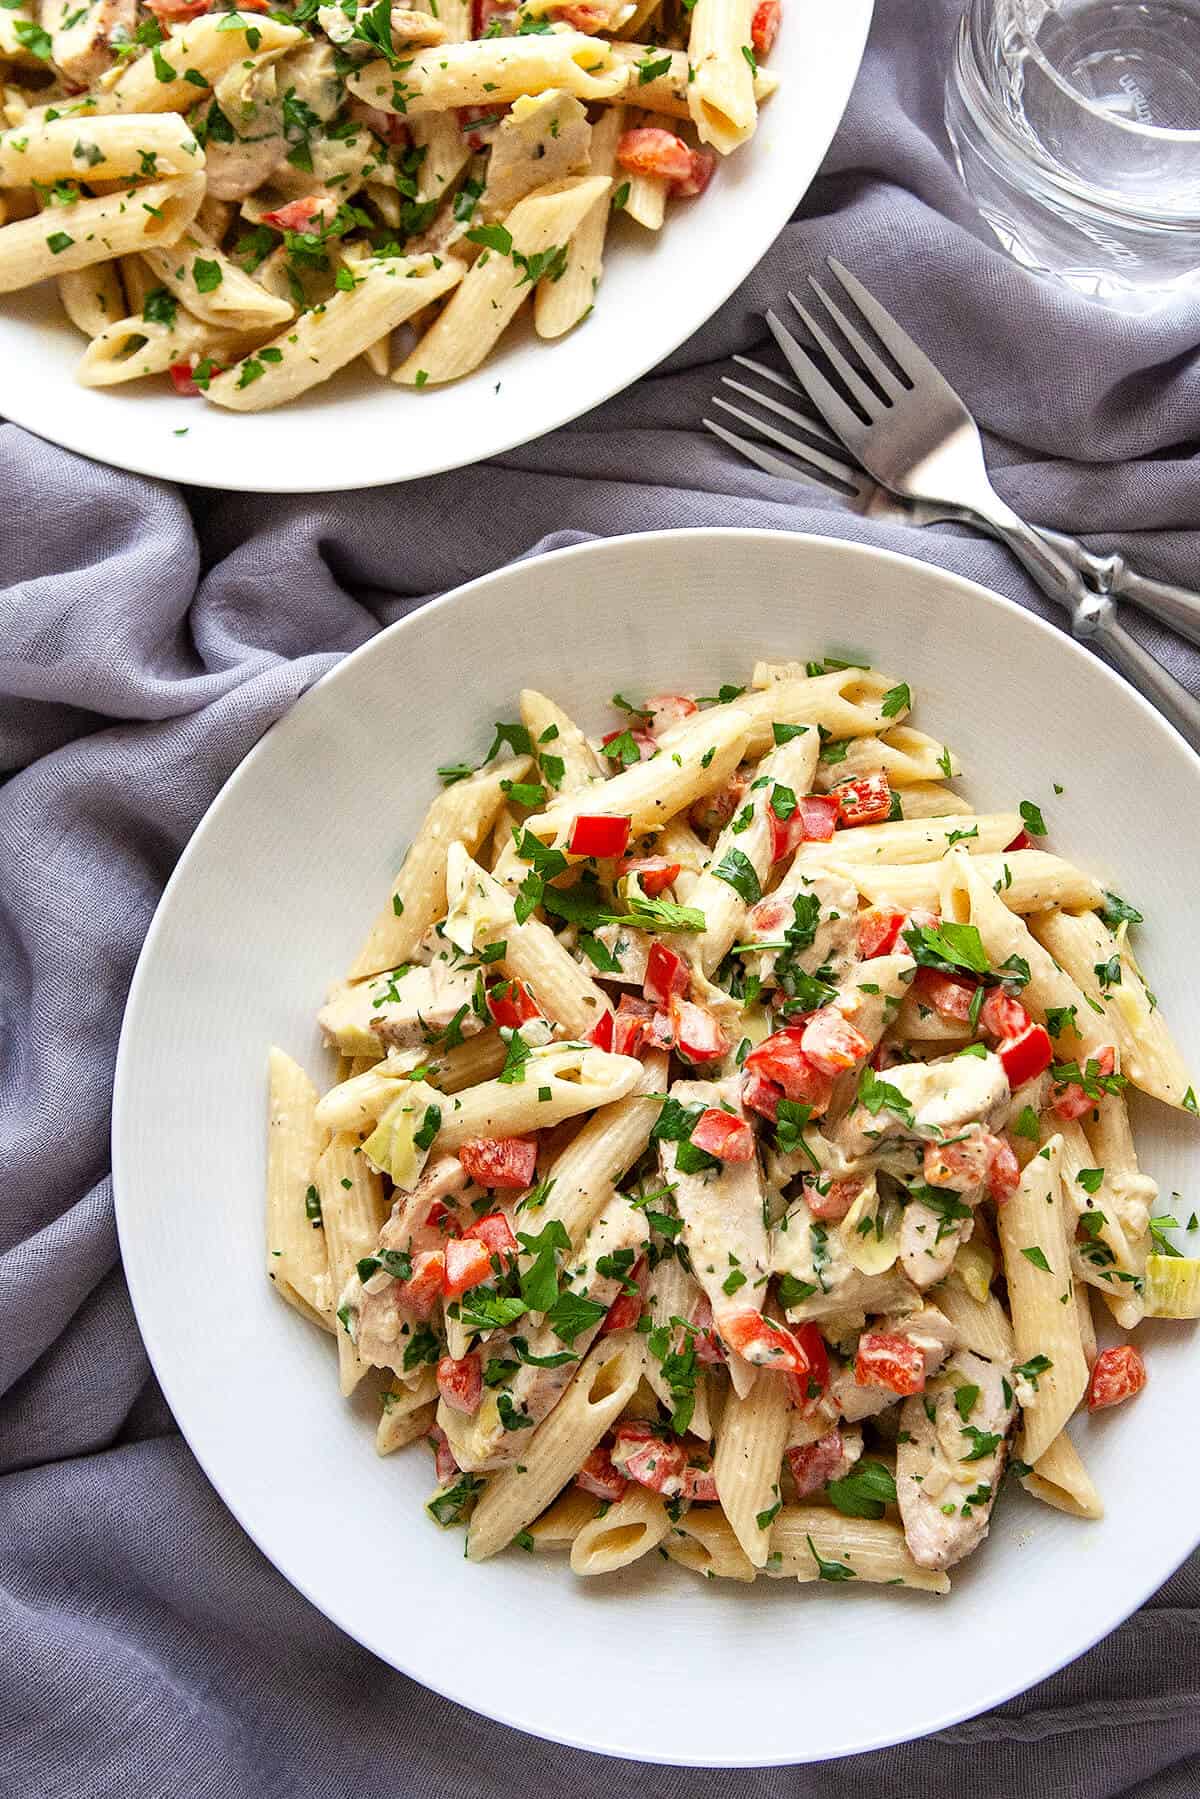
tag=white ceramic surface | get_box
[0,5,872,493]
[113,530,1200,1767]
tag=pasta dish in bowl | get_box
[112,530,1200,1764]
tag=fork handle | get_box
[1085,611,1200,752]
[1038,529,1200,652]
[980,503,1200,751]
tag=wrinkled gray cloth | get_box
[3,0,1200,1791]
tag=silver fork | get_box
[744,261,1200,749]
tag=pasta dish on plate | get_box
[265,660,1200,1587]
[0,0,779,410]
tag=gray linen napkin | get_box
[2,0,1199,1791]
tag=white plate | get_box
[113,530,1200,1766]
[0,7,871,493]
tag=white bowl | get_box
[113,529,1200,1766]
[0,7,871,493]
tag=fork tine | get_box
[703,417,860,498]
[720,377,852,464]
[732,354,805,399]
[805,274,905,400]
[825,258,945,389]
[766,308,869,452]
[709,398,864,493]
[783,290,884,419]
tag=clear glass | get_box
[945,0,1200,304]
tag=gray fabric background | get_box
[2,0,1199,1790]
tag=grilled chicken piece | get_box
[479,91,592,222]
[44,0,136,89]
[440,1194,648,1470]
[662,1077,768,1395]
[318,957,486,1055]
[830,1046,1009,1164]
[353,1158,476,1372]
[896,1348,1014,1569]
[742,864,861,992]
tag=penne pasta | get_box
[713,1370,791,1567]
[266,1047,333,1330]
[570,1484,670,1575]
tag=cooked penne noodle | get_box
[348,759,524,980]
[350,32,628,118]
[713,1370,791,1567]
[57,260,125,338]
[0,113,203,186]
[266,1047,333,1329]
[434,1043,643,1147]
[814,727,963,793]
[525,1489,602,1550]
[377,1367,439,1454]
[846,849,1104,918]
[208,255,464,411]
[1020,1430,1104,1520]
[570,1484,670,1574]
[797,813,1018,870]
[467,1331,643,1560]
[770,1507,951,1592]
[932,1274,1015,1362]
[687,0,758,153]
[1031,907,1194,1110]
[997,1136,1089,1466]
[536,105,624,337]
[539,1049,667,1246]
[317,1130,389,1396]
[0,174,204,293]
[665,1507,757,1582]
[606,41,777,121]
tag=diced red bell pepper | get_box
[673,147,717,198]
[612,992,654,1057]
[618,855,682,897]
[751,0,781,56]
[669,995,730,1064]
[436,1352,482,1415]
[1051,1045,1116,1119]
[602,727,657,763]
[690,1108,755,1163]
[1086,1344,1146,1412]
[259,195,333,232]
[690,1294,727,1364]
[854,1330,926,1395]
[690,772,749,833]
[486,977,541,1030]
[797,794,839,841]
[145,0,210,23]
[600,1255,646,1335]
[804,1175,863,1222]
[923,1131,991,1192]
[719,1310,810,1374]
[425,1199,462,1236]
[980,989,1031,1041]
[401,1249,446,1318]
[645,693,698,733]
[744,1029,835,1112]
[168,362,209,397]
[428,1422,459,1485]
[680,1462,718,1502]
[742,1069,783,1122]
[575,1443,629,1502]
[616,126,694,186]
[835,774,892,828]
[800,1008,871,1077]
[912,966,978,1022]
[785,1429,847,1497]
[441,1237,492,1298]
[998,1023,1053,1087]
[643,940,690,1008]
[786,1322,830,1408]
[459,1136,538,1190]
[587,1009,614,1051]
[768,810,806,863]
[985,1132,1021,1202]
[569,814,632,858]
[463,1210,517,1257]
[611,1421,688,1497]
[1004,829,1035,852]
[857,906,906,959]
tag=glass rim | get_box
[971,0,1200,146]
[955,4,1200,222]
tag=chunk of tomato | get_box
[857,906,906,958]
[854,1330,925,1395]
[690,1107,755,1163]
[785,1429,846,1499]
[720,1310,809,1374]
[575,1442,628,1501]
[1087,1344,1146,1411]
[441,1238,492,1297]
[459,1136,538,1190]
[835,775,892,828]
[643,940,689,1008]
[436,1352,482,1415]
[463,1210,517,1256]
[800,1008,871,1077]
